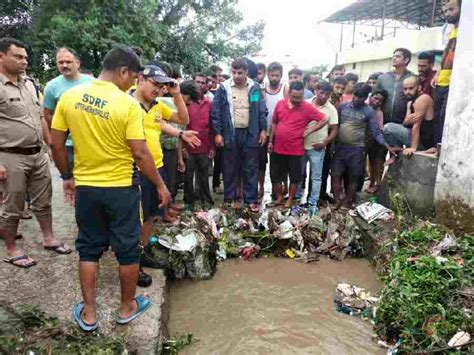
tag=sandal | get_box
[72,303,98,332]
[44,243,72,254]
[266,201,283,208]
[249,204,260,213]
[116,295,152,325]
[21,210,33,220]
[3,254,37,268]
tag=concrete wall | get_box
[434,0,474,234]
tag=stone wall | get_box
[434,0,474,234]
[379,152,438,216]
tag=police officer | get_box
[0,37,71,268]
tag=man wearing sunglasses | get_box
[131,65,200,270]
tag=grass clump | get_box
[374,224,473,353]
[0,304,128,354]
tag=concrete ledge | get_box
[0,170,168,354]
[379,152,439,216]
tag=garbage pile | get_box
[334,283,379,319]
[150,205,368,280]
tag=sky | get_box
[236,0,356,70]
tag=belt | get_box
[0,146,42,155]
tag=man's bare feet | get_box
[231,201,242,210]
[424,147,438,155]
[384,155,397,166]
[163,214,178,224]
[21,208,33,219]
[364,185,378,194]
[284,199,293,209]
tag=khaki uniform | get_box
[231,81,250,128]
[0,73,51,229]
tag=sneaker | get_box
[137,269,152,287]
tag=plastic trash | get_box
[448,331,470,348]
[158,233,198,252]
[430,234,457,256]
[355,202,393,223]
[285,249,296,259]
[334,283,379,318]
[276,221,294,239]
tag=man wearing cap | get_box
[51,46,171,331]
[331,84,397,210]
[1,38,71,268]
[130,64,200,270]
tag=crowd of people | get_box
[0,0,460,332]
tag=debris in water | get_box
[334,283,379,318]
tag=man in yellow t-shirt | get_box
[432,0,460,148]
[130,65,200,269]
[50,46,171,332]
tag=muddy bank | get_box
[169,258,383,354]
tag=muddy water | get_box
[169,258,383,354]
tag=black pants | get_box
[162,148,178,198]
[212,148,223,188]
[319,148,332,200]
[433,86,449,145]
[184,154,213,204]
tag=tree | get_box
[302,64,330,80]
[25,0,164,81]
[155,0,265,73]
[1,0,264,82]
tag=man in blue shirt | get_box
[43,47,93,169]
[332,84,397,209]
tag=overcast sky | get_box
[236,0,356,69]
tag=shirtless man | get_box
[384,76,434,157]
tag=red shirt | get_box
[186,98,214,155]
[272,99,325,156]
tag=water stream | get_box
[169,257,384,354]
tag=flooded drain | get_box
[169,258,383,354]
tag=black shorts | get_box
[259,141,268,172]
[139,170,164,221]
[75,186,141,265]
[270,153,303,184]
[331,146,365,179]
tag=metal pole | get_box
[381,0,386,39]
[429,0,437,27]
[339,23,344,52]
[352,18,356,48]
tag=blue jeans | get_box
[305,148,326,206]
[384,123,411,147]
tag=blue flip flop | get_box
[116,295,152,325]
[72,302,98,332]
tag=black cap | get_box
[142,65,173,83]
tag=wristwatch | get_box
[60,172,73,180]
[178,131,184,139]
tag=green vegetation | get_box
[162,333,194,354]
[0,304,127,354]
[0,0,265,81]
[374,224,473,353]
